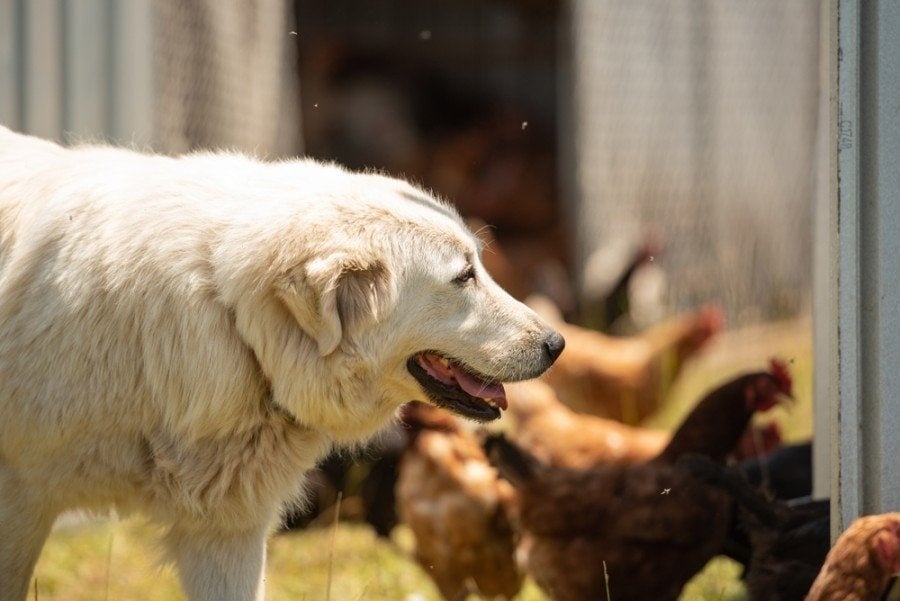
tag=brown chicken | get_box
[485,360,793,601]
[805,513,900,601]
[505,379,668,469]
[396,402,522,601]
[505,377,779,471]
[541,303,725,424]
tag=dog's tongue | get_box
[454,370,507,409]
[419,353,507,409]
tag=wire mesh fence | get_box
[152,0,302,157]
[566,0,819,326]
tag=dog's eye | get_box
[453,265,476,285]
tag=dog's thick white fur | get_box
[0,126,563,600]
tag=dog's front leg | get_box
[166,523,269,601]
[0,475,56,601]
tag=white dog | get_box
[0,127,564,600]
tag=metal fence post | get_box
[832,0,900,535]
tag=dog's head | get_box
[238,167,563,438]
[385,201,565,422]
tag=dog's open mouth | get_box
[407,352,507,422]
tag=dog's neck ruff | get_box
[264,390,304,429]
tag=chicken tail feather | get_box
[678,454,781,526]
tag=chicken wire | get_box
[566,0,820,326]
[152,0,302,157]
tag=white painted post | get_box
[812,0,837,503]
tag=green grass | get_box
[33,520,543,601]
[34,520,749,600]
[680,558,748,601]
[33,518,181,601]
[33,318,812,600]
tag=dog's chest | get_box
[138,418,331,525]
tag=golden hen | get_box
[505,379,667,469]
[396,402,522,601]
[505,375,781,471]
[541,304,725,423]
[805,512,900,601]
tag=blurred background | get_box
[0,0,820,329]
[1,1,834,600]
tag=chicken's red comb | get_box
[768,358,793,396]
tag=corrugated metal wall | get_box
[0,0,154,145]
[0,0,300,155]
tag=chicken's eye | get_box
[453,265,476,285]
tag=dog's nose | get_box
[542,330,565,363]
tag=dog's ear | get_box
[276,252,394,356]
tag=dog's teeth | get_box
[483,398,497,408]
[439,357,451,367]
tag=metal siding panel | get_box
[6,0,154,144]
[22,0,63,140]
[0,0,20,127]
[861,0,900,513]
[62,0,110,141]
[110,0,153,145]
[835,0,900,532]
[836,0,863,533]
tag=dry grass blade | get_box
[105,529,114,601]
[325,491,343,601]
[603,560,611,601]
